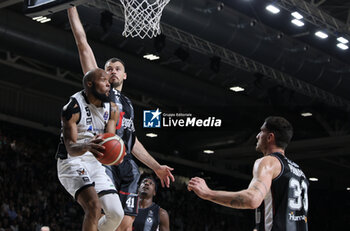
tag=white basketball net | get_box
[119,0,170,39]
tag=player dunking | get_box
[67,7,175,231]
[188,116,309,231]
[133,176,170,231]
[56,68,124,231]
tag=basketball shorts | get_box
[105,158,140,216]
[57,154,117,199]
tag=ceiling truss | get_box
[89,0,350,111]
[277,0,349,34]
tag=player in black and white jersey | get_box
[188,116,309,231]
[67,7,175,231]
[133,176,170,231]
[56,68,124,231]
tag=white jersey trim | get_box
[264,190,274,231]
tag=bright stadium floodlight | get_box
[301,112,312,117]
[230,86,245,92]
[309,177,318,182]
[337,43,349,50]
[291,19,304,27]
[146,133,158,138]
[291,11,303,19]
[32,16,43,20]
[143,54,160,61]
[32,16,51,23]
[40,18,51,23]
[315,31,328,39]
[337,37,349,44]
[266,4,280,14]
[203,150,214,154]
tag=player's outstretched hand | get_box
[86,136,105,159]
[155,165,175,188]
[187,177,212,200]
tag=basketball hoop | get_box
[119,0,170,39]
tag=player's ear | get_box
[123,72,127,80]
[87,81,93,88]
[268,132,275,142]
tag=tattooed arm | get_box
[187,156,281,209]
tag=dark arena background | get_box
[1,0,350,230]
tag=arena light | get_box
[203,150,214,154]
[337,37,349,44]
[32,16,43,20]
[143,54,160,61]
[265,4,280,14]
[291,11,303,19]
[32,16,51,23]
[347,187,350,191]
[291,19,304,27]
[301,112,312,117]
[315,31,328,39]
[146,133,158,138]
[337,43,349,50]
[309,177,318,182]
[40,18,51,23]
[230,86,245,92]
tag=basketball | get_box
[97,133,126,165]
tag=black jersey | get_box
[255,152,309,231]
[110,88,136,160]
[133,203,160,231]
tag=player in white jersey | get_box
[67,7,175,231]
[57,68,124,231]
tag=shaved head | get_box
[83,68,105,90]
[82,68,110,103]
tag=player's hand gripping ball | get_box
[97,133,126,165]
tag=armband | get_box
[61,98,80,121]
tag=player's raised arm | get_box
[67,6,98,74]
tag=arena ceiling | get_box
[0,0,349,191]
